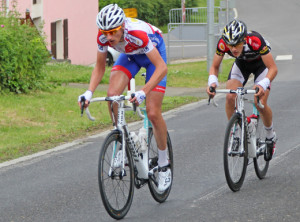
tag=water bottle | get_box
[138,127,148,152]
[247,115,257,158]
[130,131,149,179]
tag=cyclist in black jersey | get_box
[206,19,278,160]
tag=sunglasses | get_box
[227,41,244,48]
[100,26,122,36]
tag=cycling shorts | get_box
[228,59,271,90]
[111,33,167,93]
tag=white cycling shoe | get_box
[157,166,172,192]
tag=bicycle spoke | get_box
[98,131,134,219]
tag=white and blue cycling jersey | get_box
[97,18,167,93]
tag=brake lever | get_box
[208,86,216,105]
[255,87,264,109]
[131,93,137,112]
[80,96,85,117]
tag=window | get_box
[33,0,37,4]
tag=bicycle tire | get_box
[253,116,269,179]
[224,113,248,192]
[98,130,134,220]
[148,128,173,203]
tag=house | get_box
[7,0,99,65]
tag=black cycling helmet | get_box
[222,19,247,45]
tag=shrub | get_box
[0,4,50,94]
[98,0,187,28]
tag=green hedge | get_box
[0,9,50,94]
[99,0,198,27]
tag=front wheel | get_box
[224,113,248,192]
[148,128,173,203]
[253,116,269,179]
[98,130,134,220]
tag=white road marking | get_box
[276,55,293,60]
[190,142,300,208]
[169,44,206,48]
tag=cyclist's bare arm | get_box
[206,53,224,96]
[89,51,107,94]
[78,51,107,109]
[255,52,278,97]
[140,48,167,94]
[261,52,278,82]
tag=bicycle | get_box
[80,93,173,219]
[209,87,270,192]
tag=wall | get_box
[13,0,98,65]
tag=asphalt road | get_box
[1,0,300,221]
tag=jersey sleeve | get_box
[126,30,154,54]
[247,32,271,56]
[216,38,229,56]
[97,30,108,53]
[143,40,154,54]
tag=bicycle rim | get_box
[148,128,173,203]
[98,131,134,219]
[224,113,248,192]
[253,116,269,179]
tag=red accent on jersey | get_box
[218,39,230,52]
[97,30,110,47]
[247,36,261,51]
[216,38,230,56]
[126,30,149,48]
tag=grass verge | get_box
[0,59,234,163]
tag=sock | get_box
[158,148,168,167]
[264,123,275,139]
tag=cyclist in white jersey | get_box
[78,4,171,191]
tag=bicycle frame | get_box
[209,87,270,191]
[85,96,153,181]
[84,75,173,219]
[211,87,264,157]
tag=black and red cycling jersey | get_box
[216,31,271,62]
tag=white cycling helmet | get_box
[96,4,125,30]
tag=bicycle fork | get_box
[108,103,132,178]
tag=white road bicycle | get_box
[80,89,173,219]
[209,87,270,192]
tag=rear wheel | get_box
[224,113,248,192]
[253,116,269,179]
[148,128,173,203]
[98,131,134,220]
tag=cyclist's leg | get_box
[254,67,276,160]
[226,79,243,120]
[142,40,169,167]
[140,41,171,190]
[108,54,140,123]
[254,68,276,157]
[146,91,171,191]
[254,68,274,130]
[255,89,273,128]
[225,62,245,120]
[146,91,167,156]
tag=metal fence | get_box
[169,7,220,24]
[167,1,236,62]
